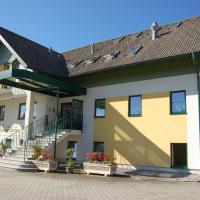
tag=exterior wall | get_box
[93,93,187,167]
[0,96,26,141]
[83,73,200,170]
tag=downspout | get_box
[192,52,200,134]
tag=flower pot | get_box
[66,167,73,174]
[83,162,117,176]
[32,160,58,173]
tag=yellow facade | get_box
[93,92,187,167]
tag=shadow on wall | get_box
[94,93,187,168]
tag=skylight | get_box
[128,46,142,55]
[115,36,125,42]
[68,59,83,68]
[175,21,182,28]
[85,55,101,65]
[134,32,143,38]
[103,50,120,61]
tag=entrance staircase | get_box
[0,116,72,172]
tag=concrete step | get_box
[0,158,38,172]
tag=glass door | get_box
[61,102,72,129]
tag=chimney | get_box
[91,44,94,55]
[151,22,160,40]
[48,46,53,54]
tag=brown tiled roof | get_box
[0,27,67,77]
[63,16,200,77]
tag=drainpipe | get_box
[192,52,200,134]
[53,87,59,159]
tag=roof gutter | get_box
[192,52,200,137]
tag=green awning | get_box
[0,68,86,97]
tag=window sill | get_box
[170,112,187,115]
[129,114,142,117]
[94,116,105,119]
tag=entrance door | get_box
[171,143,187,168]
[61,103,72,129]
[71,99,83,130]
[68,141,77,160]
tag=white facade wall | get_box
[0,73,199,169]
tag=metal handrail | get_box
[0,116,82,160]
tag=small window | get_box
[170,91,186,114]
[85,55,100,65]
[18,103,26,120]
[68,59,83,68]
[95,99,105,118]
[103,50,120,61]
[129,95,142,117]
[0,106,5,121]
[33,102,37,119]
[128,46,142,55]
[93,142,104,152]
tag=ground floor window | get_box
[33,102,37,119]
[68,141,77,160]
[18,103,26,120]
[0,106,5,121]
[5,139,12,149]
[93,142,104,152]
[171,143,187,168]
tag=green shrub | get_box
[65,148,74,168]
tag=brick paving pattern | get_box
[0,168,200,200]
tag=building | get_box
[0,16,200,171]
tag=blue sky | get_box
[0,0,199,52]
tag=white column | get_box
[24,91,35,127]
[187,91,200,170]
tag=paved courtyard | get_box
[0,168,200,200]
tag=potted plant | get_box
[32,142,42,160]
[83,152,116,176]
[65,148,74,174]
[0,142,9,157]
[31,143,57,172]
[32,150,58,173]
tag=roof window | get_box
[68,59,83,68]
[85,55,101,65]
[128,46,142,55]
[175,21,182,28]
[103,50,120,61]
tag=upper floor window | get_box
[170,91,186,114]
[0,106,5,121]
[95,99,105,118]
[18,103,26,120]
[129,95,142,117]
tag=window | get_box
[68,59,83,68]
[0,106,5,121]
[93,142,104,152]
[95,99,105,118]
[129,95,142,117]
[103,50,120,61]
[18,103,26,120]
[33,102,37,119]
[128,46,142,55]
[170,91,186,114]
[85,55,100,65]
